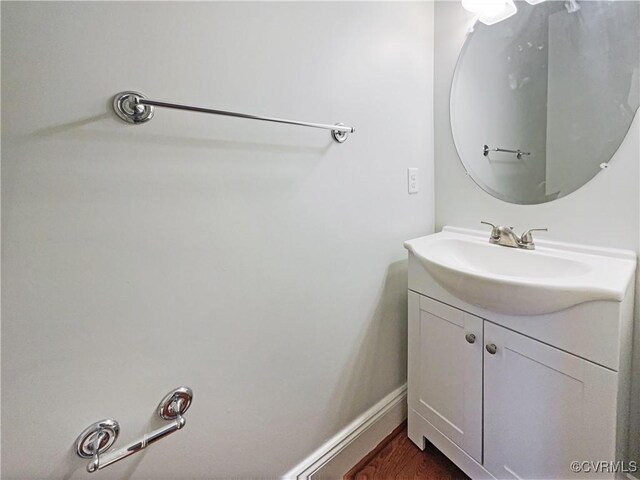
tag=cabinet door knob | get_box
[465,333,476,344]
[486,343,497,354]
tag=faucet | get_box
[481,221,547,250]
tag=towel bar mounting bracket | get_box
[113,91,155,124]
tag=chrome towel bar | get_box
[75,387,193,473]
[113,91,355,143]
[483,144,530,159]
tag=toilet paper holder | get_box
[74,387,193,473]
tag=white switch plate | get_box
[408,168,419,194]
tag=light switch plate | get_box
[408,168,419,194]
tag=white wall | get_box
[435,1,640,466]
[1,2,434,478]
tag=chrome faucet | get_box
[481,221,547,250]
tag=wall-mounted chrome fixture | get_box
[113,91,355,143]
[75,387,193,473]
[483,144,531,160]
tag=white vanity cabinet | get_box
[408,290,624,480]
[405,229,636,480]
[408,293,483,463]
[483,321,618,480]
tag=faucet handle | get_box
[521,228,548,245]
[481,221,500,240]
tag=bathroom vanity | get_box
[405,227,636,480]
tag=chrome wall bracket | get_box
[74,387,193,473]
[158,386,192,420]
[330,123,349,143]
[75,419,120,465]
[111,90,354,143]
[113,91,154,124]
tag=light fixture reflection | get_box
[462,0,518,25]
[462,0,499,13]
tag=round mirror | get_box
[451,0,640,204]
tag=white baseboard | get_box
[282,383,407,480]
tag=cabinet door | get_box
[484,321,618,480]
[408,292,483,462]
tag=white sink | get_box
[404,227,636,315]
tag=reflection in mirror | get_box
[451,0,640,204]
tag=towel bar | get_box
[113,91,355,143]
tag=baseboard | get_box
[282,383,407,480]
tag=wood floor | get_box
[344,422,470,480]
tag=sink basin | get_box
[404,227,636,315]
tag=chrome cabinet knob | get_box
[465,333,476,344]
[486,343,497,354]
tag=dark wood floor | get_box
[344,422,470,480]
